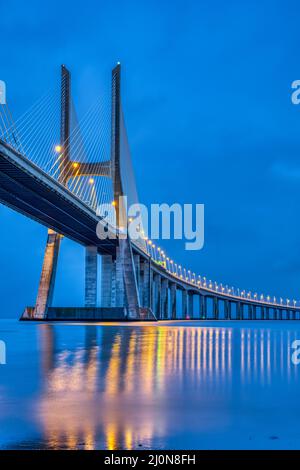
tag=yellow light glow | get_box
[89,178,95,184]
[55,145,62,153]
[73,162,79,168]
[112,200,117,206]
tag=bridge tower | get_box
[33,65,71,319]
[30,63,143,320]
[33,65,103,319]
[100,63,141,319]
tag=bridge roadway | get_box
[147,250,300,318]
[0,139,117,254]
[1,138,299,319]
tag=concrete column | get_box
[248,304,253,320]
[265,307,270,320]
[188,292,194,319]
[101,255,113,307]
[236,302,241,320]
[170,283,177,319]
[115,246,125,307]
[182,290,188,319]
[200,295,206,319]
[213,297,219,319]
[261,306,265,320]
[225,300,230,320]
[161,278,169,319]
[151,271,155,311]
[194,294,200,318]
[240,303,244,319]
[85,246,98,307]
[141,259,151,308]
[253,305,257,320]
[154,275,161,319]
[34,229,62,319]
[133,254,140,295]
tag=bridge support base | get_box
[31,229,62,320]
[85,246,98,307]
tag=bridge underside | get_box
[0,141,116,255]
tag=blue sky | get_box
[1,0,300,316]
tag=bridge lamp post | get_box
[147,239,152,256]
[209,280,212,289]
[287,299,290,307]
[150,243,154,259]
[175,263,178,276]
[203,277,207,288]
[280,297,283,305]
[267,295,270,303]
[293,299,297,307]
[254,293,257,300]
[170,259,174,274]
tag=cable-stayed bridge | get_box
[0,64,299,321]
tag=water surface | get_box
[0,319,300,449]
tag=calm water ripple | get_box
[0,319,300,449]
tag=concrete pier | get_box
[170,283,177,319]
[161,278,169,319]
[188,292,194,319]
[85,246,98,307]
[34,230,62,319]
[101,255,114,307]
[182,290,188,319]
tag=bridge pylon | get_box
[22,63,152,321]
[32,65,72,319]
[104,63,141,319]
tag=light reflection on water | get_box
[1,320,300,449]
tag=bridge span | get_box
[0,64,299,322]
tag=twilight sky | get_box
[1,0,300,316]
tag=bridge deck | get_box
[0,140,116,255]
[1,140,298,313]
